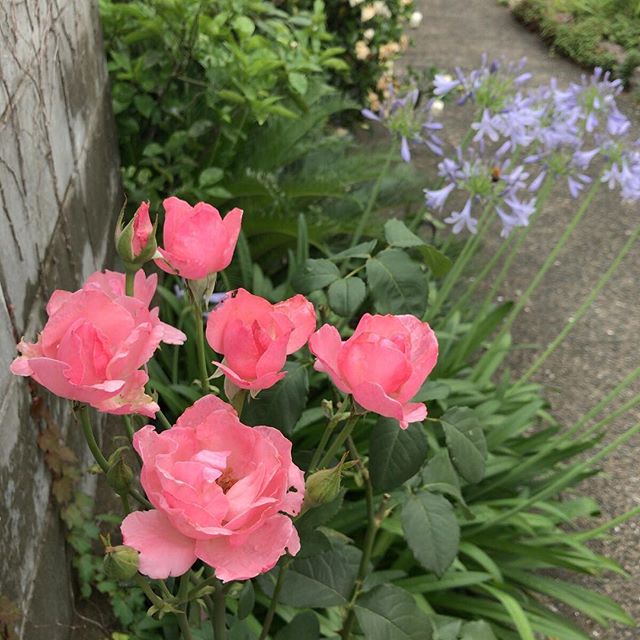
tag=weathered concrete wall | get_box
[0,1,121,638]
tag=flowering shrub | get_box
[282,0,419,103]
[13,56,640,640]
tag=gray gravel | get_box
[401,1,640,637]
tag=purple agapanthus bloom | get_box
[444,197,478,234]
[471,109,501,143]
[567,173,591,199]
[424,183,456,211]
[433,73,460,96]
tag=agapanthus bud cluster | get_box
[362,85,443,162]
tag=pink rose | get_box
[206,289,316,393]
[121,395,304,581]
[308,314,438,428]
[155,196,243,280]
[10,270,186,417]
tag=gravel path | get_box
[403,1,640,637]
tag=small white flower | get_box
[373,0,392,18]
[409,10,423,28]
[355,40,371,60]
[363,27,375,41]
[430,99,444,114]
[361,4,376,21]
[349,0,365,6]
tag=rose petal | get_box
[121,509,197,579]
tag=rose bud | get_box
[115,201,158,269]
[104,545,140,580]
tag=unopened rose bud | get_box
[104,545,139,580]
[303,456,354,511]
[106,455,134,495]
[115,201,158,269]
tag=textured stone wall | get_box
[0,1,121,637]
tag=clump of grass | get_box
[512,0,640,84]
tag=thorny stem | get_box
[213,578,227,640]
[309,398,351,473]
[125,270,136,297]
[176,611,193,640]
[134,574,165,609]
[317,413,361,470]
[77,405,152,508]
[77,404,109,472]
[340,437,387,640]
[259,561,290,640]
[123,415,135,442]
[192,299,210,393]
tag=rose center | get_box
[216,468,237,493]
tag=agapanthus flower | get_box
[444,197,477,234]
[424,183,456,211]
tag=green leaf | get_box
[369,418,428,491]
[218,89,246,104]
[398,570,492,594]
[440,408,487,484]
[418,245,452,278]
[331,240,377,260]
[460,620,497,640]
[413,380,451,402]
[366,249,428,316]
[296,491,345,538]
[242,363,308,435]
[354,584,433,640]
[295,213,309,268]
[292,258,341,294]
[384,219,451,277]
[237,581,254,620]
[261,544,361,608]
[198,167,224,187]
[232,16,255,37]
[422,450,460,488]
[384,218,424,247]
[328,277,366,317]
[401,491,459,576]
[288,71,309,95]
[133,94,155,118]
[480,586,535,640]
[274,612,319,640]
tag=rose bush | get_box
[12,54,640,638]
